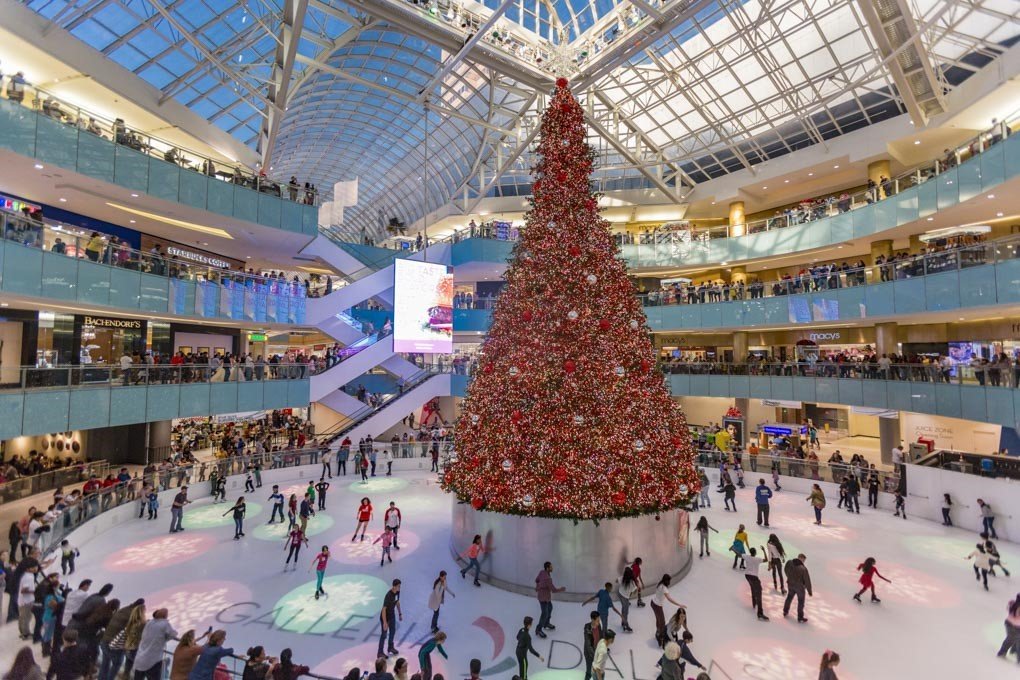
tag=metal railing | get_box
[157,647,338,680]
[695,449,901,491]
[1,362,309,392]
[0,460,111,504]
[660,361,1020,388]
[0,78,319,205]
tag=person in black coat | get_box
[515,616,544,680]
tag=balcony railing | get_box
[2,362,310,391]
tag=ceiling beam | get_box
[260,0,309,166]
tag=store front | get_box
[76,314,147,366]
[654,333,730,362]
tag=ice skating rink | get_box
[3,470,1015,680]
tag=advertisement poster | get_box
[393,259,453,353]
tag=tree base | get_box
[450,503,694,601]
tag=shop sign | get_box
[761,399,802,409]
[167,246,230,269]
[808,331,841,342]
[761,424,809,436]
[248,333,268,342]
[82,315,142,329]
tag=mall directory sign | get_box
[393,259,453,353]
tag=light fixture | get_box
[926,217,934,221]
[996,212,1004,217]
[987,194,995,199]
[833,165,839,169]
[784,179,789,183]
[202,242,210,246]
[246,256,251,259]
[59,197,67,202]
[34,163,44,170]
[105,203,233,239]
[131,193,139,198]
[762,186,767,190]
[807,172,814,176]
[129,219,136,224]
[0,303,8,308]
[720,261,728,266]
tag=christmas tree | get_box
[442,78,700,520]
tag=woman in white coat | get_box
[428,570,456,633]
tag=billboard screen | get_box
[393,259,453,353]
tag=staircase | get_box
[309,335,397,402]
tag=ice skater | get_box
[384,502,402,550]
[427,571,455,632]
[223,496,246,539]
[284,526,308,569]
[730,525,749,569]
[286,493,298,529]
[310,546,330,599]
[893,490,906,519]
[966,544,992,591]
[722,478,736,512]
[268,486,285,524]
[353,497,373,541]
[765,534,787,593]
[459,534,484,587]
[315,480,329,511]
[374,526,395,566]
[941,493,953,526]
[983,533,1011,577]
[244,471,254,493]
[418,631,448,680]
[515,616,544,680]
[693,516,718,558]
[853,557,892,603]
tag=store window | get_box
[76,315,146,366]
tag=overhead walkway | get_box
[0,365,309,439]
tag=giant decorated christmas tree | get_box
[442,78,700,520]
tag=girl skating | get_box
[373,526,395,566]
[353,497,373,541]
[693,516,718,558]
[310,546,330,599]
[223,496,247,539]
[284,526,308,570]
[853,557,892,603]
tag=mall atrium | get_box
[0,0,1018,678]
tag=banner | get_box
[393,259,453,353]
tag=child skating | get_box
[244,470,255,493]
[374,526,395,566]
[284,526,308,570]
[310,546,330,599]
[147,488,159,519]
[853,557,892,603]
[353,497,373,541]
[893,490,906,519]
[693,516,718,558]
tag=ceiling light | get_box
[807,172,813,177]
[105,203,233,239]
[131,193,139,198]
[833,165,839,169]
[59,198,67,202]
[914,140,921,145]
[761,186,767,190]
[997,212,1004,217]
[959,318,965,321]
[34,163,44,170]
[202,242,210,246]
[129,220,136,224]
[926,217,934,221]
[0,303,8,308]
[987,194,994,199]
[784,179,789,183]
[246,256,251,259]
[720,261,728,266]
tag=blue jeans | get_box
[461,557,481,581]
[234,517,243,537]
[377,615,396,656]
[98,644,125,680]
[537,600,553,632]
[170,507,183,532]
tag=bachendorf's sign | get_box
[82,316,142,329]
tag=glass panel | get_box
[178,383,211,417]
[179,169,209,208]
[138,272,169,312]
[2,242,43,296]
[0,394,25,440]
[936,167,959,210]
[207,179,234,216]
[76,261,111,306]
[0,98,37,156]
[145,384,181,421]
[979,142,1005,189]
[258,192,282,228]
[109,267,141,308]
[68,388,111,430]
[41,251,78,300]
[76,130,115,182]
[35,115,78,169]
[956,155,982,202]
[22,390,70,434]
[109,386,147,426]
[147,157,181,202]
[922,271,960,311]
[234,186,259,223]
[114,145,150,192]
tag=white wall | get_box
[173,332,234,355]
[900,412,1002,454]
[849,411,881,438]
[0,320,23,384]
[676,396,734,427]
[906,464,1017,540]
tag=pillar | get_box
[875,322,898,357]
[909,233,924,252]
[733,331,748,362]
[879,416,901,465]
[870,239,893,265]
[867,159,891,185]
[729,265,747,286]
[728,201,746,237]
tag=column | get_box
[875,322,898,357]
[733,397,750,449]
[867,159,891,185]
[728,201,746,237]
[729,265,747,286]
[870,239,892,265]
[878,416,900,465]
[733,331,748,362]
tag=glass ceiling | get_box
[22,0,1020,240]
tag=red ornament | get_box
[522,310,533,322]
[511,410,523,424]
[559,103,571,113]
[586,199,597,210]
[471,497,485,510]
[563,359,576,373]
[640,472,652,484]
[568,245,581,257]
[611,491,627,506]
[556,171,567,182]
[640,360,651,373]
[598,319,610,331]
[671,436,683,449]
[483,364,493,374]
[556,77,568,88]
[552,466,568,482]
[534,179,543,192]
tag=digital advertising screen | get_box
[393,259,453,353]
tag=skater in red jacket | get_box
[853,557,892,603]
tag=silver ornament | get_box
[679,484,689,495]
[523,494,534,507]
[471,414,479,424]
[573,415,585,425]
[614,366,625,377]
[629,320,639,330]
[509,366,519,376]
[567,310,578,321]
[634,439,645,452]
[586,274,597,285]
[502,459,512,472]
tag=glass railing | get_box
[2,362,309,391]
[0,460,111,504]
[639,234,1019,306]
[660,361,1020,387]
[0,79,319,205]
[694,448,901,490]
[309,330,391,376]
[435,112,1018,254]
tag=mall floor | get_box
[0,469,1014,680]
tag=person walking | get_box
[534,562,565,638]
[427,571,455,633]
[755,479,773,527]
[353,498,372,541]
[819,650,841,680]
[417,631,447,680]
[744,547,769,620]
[310,546,330,600]
[853,557,892,603]
[582,583,621,632]
[384,502,402,550]
[515,616,543,680]
[765,534,787,594]
[268,485,285,524]
[283,526,308,570]
[694,516,718,558]
[582,611,602,680]
[169,486,191,533]
[650,574,685,648]
[996,594,1020,662]
[377,579,402,659]
[978,499,998,539]
[807,484,826,525]
[782,554,812,623]
[617,566,637,633]
[459,535,484,587]
[222,497,246,540]
[967,544,993,591]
